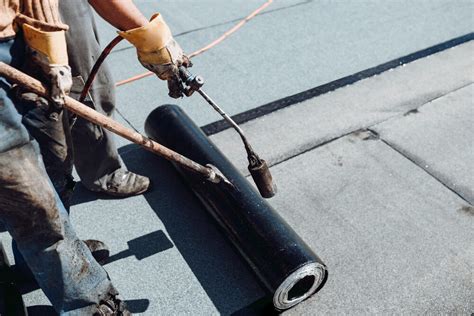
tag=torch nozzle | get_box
[178,66,277,198]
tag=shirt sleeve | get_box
[16,0,68,32]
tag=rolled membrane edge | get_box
[273,262,327,310]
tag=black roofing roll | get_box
[145,104,327,311]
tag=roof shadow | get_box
[27,305,57,316]
[105,230,173,264]
[119,144,264,315]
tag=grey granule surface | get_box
[1,1,473,315]
[272,132,473,314]
[100,0,474,129]
[373,84,474,204]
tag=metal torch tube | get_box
[197,89,256,155]
[145,104,327,311]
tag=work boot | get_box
[94,295,131,316]
[89,169,150,197]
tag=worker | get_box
[15,0,191,206]
[0,0,188,314]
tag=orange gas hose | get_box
[80,0,273,101]
[115,0,273,87]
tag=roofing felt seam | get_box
[376,135,472,205]
[202,33,474,135]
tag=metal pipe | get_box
[197,90,251,148]
[145,104,327,311]
[0,62,226,185]
[178,66,277,198]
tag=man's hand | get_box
[22,23,72,107]
[88,1,189,98]
[118,13,191,98]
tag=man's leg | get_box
[0,78,122,314]
[0,143,118,314]
[11,100,110,270]
[60,0,149,197]
[14,93,76,209]
[1,37,128,314]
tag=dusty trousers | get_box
[60,0,123,192]
[16,0,123,205]
[0,38,117,314]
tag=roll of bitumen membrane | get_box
[145,104,327,311]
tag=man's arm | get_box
[88,0,148,31]
[17,0,68,31]
[15,0,72,106]
[88,0,190,98]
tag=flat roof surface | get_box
[99,0,473,128]
[1,1,473,315]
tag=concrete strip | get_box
[210,41,474,175]
[373,84,474,204]
[267,132,474,315]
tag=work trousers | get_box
[0,38,116,315]
[15,0,122,207]
[15,0,124,199]
[61,0,122,191]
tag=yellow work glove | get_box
[119,13,191,98]
[21,23,72,108]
